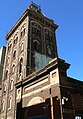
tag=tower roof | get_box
[28,2,41,12]
[5,3,58,40]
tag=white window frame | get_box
[10,80,14,91]
[2,100,5,111]
[8,96,12,110]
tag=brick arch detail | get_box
[27,96,45,107]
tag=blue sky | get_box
[0,0,83,81]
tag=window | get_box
[19,58,23,74]
[5,70,8,80]
[6,55,10,65]
[45,28,53,41]
[8,43,12,52]
[52,72,56,78]
[37,28,41,37]
[47,46,51,55]
[9,80,14,91]
[17,89,21,99]
[12,64,15,73]
[13,50,16,59]
[2,100,5,111]
[33,40,39,51]
[19,73,22,80]
[20,24,26,37]
[8,97,12,110]
[13,33,18,45]
[20,43,24,52]
[44,28,54,56]
[45,29,49,41]
[3,84,7,94]
[19,58,23,80]
[32,22,41,37]
[32,26,36,34]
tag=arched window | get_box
[44,28,54,56]
[45,28,53,41]
[20,43,24,52]
[11,80,14,90]
[47,46,51,55]
[19,58,23,74]
[8,97,12,110]
[12,64,15,73]
[5,70,8,80]
[33,40,39,51]
[32,22,41,37]
[13,33,18,45]
[20,24,26,37]
[3,84,7,94]
[45,29,49,40]
[13,50,16,59]
[10,80,14,91]
[6,55,10,65]
[8,42,12,52]
[2,100,5,111]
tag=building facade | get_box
[1,3,83,119]
[0,46,6,117]
[0,46,6,84]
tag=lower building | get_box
[15,57,83,119]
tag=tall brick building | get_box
[1,3,83,119]
[0,46,6,117]
[0,46,6,84]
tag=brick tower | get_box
[1,3,58,119]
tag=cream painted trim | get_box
[25,78,48,91]
[27,96,45,107]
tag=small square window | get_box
[52,72,56,78]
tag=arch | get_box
[33,40,40,44]
[44,27,53,34]
[27,96,45,107]
[31,20,42,27]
